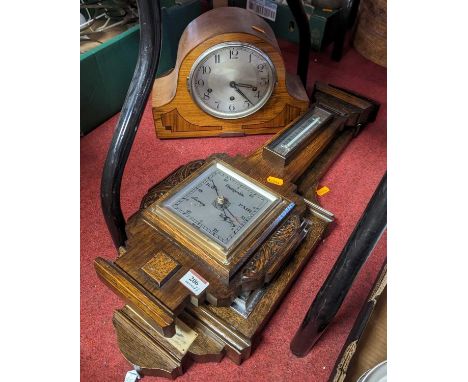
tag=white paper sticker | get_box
[246,0,278,21]
[124,370,140,382]
[179,269,209,296]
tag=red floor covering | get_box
[80,41,387,382]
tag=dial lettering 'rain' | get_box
[190,43,276,119]
[163,163,278,250]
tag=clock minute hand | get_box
[232,84,254,105]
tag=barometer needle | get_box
[210,178,241,225]
[210,179,221,197]
[224,206,241,225]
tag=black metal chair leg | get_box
[100,0,163,250]
[290,172,387,357]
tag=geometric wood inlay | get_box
[142,251,180,288]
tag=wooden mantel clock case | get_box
[95,82,379,379]
[152,7,309,139]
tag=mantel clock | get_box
[152,7,309,139]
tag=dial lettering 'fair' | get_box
[163,162,278,251]
[189,43,276,119]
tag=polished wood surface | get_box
[94,258,177,337]
[141,251,181,288]
[328,262,387,382]
[152,7,309,139]
[95,82,380,378]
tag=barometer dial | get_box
[188,42,277,119]
[162,162,279,251]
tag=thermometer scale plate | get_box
[263,106,333,166]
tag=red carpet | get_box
[81,41,387,381]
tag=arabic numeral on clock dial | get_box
[229,49,239,59]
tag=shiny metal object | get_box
[303,198,334,223]
[263,106,333,165]
[230,288,267,318]
[188,42,277,119]
[357,360,387,382]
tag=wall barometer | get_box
[95,81,380,379]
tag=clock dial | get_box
[162,162,279,251]
[188,42,276,119]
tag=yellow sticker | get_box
[267,176,284,186]
[316,186,330,196]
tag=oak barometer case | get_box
[95,81,380,379]
[152,7,309,139]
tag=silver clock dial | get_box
[188,42,276,119]
[162,162,279,251]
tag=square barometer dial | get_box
[150,161,292,264]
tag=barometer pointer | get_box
[224,205,241,226]
[210,178,241,225]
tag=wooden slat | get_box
[94,257,176,337]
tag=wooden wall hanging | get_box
[152,7,309,139]
[95,82,380,379]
